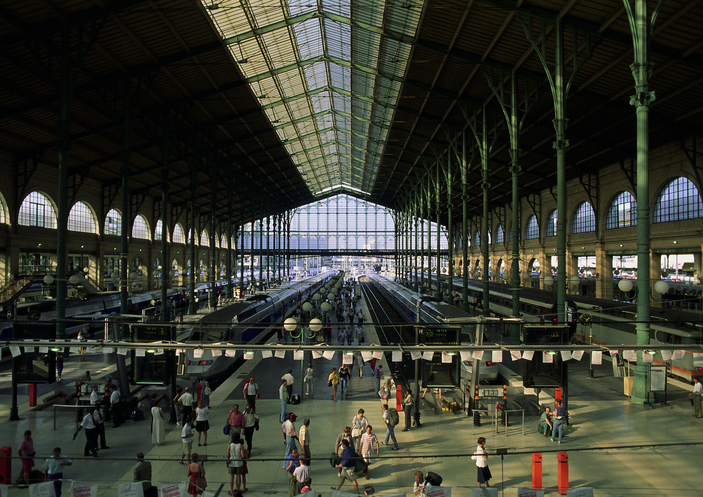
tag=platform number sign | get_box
[421,325,461,388]
[131,324,174,385]
[522,324,570,388]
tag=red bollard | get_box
[29,383,37,407]
[554,387,562,404]
[0,446,11,485]
[558,452,569,494]
[531,452,543,489]
[395,383,402,411]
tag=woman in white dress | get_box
[151,394,165,445]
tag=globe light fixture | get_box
[302,302,312,312]
[544,275,554,287]
[69,275,80,285]
[309,318,323,332]
[284,317,298,332]
[653,280,670,295]
[618,279,633,292]
[320,302,331,312]
[569,275,581,287]
[43,274,55,285]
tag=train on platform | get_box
[404,273,703,382]
[366,272,499,383]
[179,271,335,381]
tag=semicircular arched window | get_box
[173,224,185,244]
[132,214,150,240]
[68,201,98,234]
[546,209,557,237]
[105,208,122,236]
[525,215,539,240]
[572,202,596,234]
[19,191,57,229]
[606,191,637,229]
[653,176,703,223]
[496,224,505,244]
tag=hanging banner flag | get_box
[261,349,273,359]
[660,350,672,361]
[361,351,373,362]
[342,353,353,365]
[510,350,522,361]
[492,350,503,363]
[225,349,236,357]
[155,349,164,356]
[560,351,571,361]
[410,351,422,361]
[372,350,383,360]
[522,350,535,361]
[160,483,185,497]
[623,350,637,362]
[193,349,203,359]
[591,351,602,365]
[572,351,584,361]
[472,351,484,360]
[543,352,553,363]
[322,350,335,360]
[672,350,685,360]
[311,350,322,359]
[293,350,303,361]
[117,483,144,497]
[210,348,222,357]
[103,347,114,354]
[460,351,472,362]
[642,352,654,364]
[72,482,98,497]
[29,481,56,497]
[10,346,21,357]
[441,352,452,363]
[391,351,402,362]
[422,351,434,361]
[24,346,35,353]
[244,351,254,360]
[274,350,286,359]
[39,346,49,354]
[117,347,128,356]
[135,349,145,357]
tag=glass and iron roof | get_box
[203,0,424,196]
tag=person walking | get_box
[351,408,369,452]
[226,404,245,442]
[174,386,183,425]
[690,377,702,418]
[328,367,340,402]
[551,399,567,443]
[282,413,299,463]
[242,404,259,454]
[199,376,210,407]
[243,377,259,412]
[16,430,35,486]
[299,418,311,460]
[44,447,72,497]
[373,364,383,398]
[187,453,206,496]
[56,354,64,381]
[333,426,353,476]
[180,416,195,465]
[180,387,196,422]
[151,394,166,445]
[402,389,413,431]
[304,365,314,396]
[472,436,491,488]
[282,369,294,403]
[195,399,209,446]
[226,433,248,495]
[359,425,379,479]
[331,439,359,493]
[74,408,98,458]
[382,404,399,450]
[339,364,350,396]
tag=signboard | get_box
[132,324,174,385]
[649,365,667,393]
[422,326,460,388]
[522,325,569,388]
[12,322,56,384]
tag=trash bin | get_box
[0,446,11,485]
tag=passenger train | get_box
[407,273,703,382]
[366,272,499,383]
[179,271,335,381]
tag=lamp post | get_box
[286,315,321,402]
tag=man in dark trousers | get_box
[133,453,157,497]
[74,407,98,458]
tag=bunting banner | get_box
[391,351,402,362]
[72,482,98,497]
[572,351,584,361]
[441,352,452,363]
[522,350,534,361]
[591,351,602,365]
[492,350,503,363]
[159,483,185,497]
[510,350,521,361]
[472,350,484,360]
[543,352,553,363]
[274,350,286,359]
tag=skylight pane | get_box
[302,62,328,93]
[249,2,285,28]
[310,91,331,114]
[294,18,324,60]
[332,91,350,114]
[288,0,317,16]
[323,0,350,17]
[325,19,351,61]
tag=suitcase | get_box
[290,393,301,405]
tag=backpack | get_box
[131,408,145,421]
[425,472,442,486]
[388,408,399,427]
[242,379,250,396]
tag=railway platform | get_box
[1,291,702,497]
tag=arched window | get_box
[525,215,539,240]
[0,194,7,225]
[572,202,596,233]
[200,230,209,247]
[173,224,185,243]
[132,214,150,240]
[154,220,169,241]
[67,201,98,234]
[606,191,637,229]
[221,235,227,248]
[473,230,480,246]
[105,209,121,235]
[18,191,57,228]
[546,209,557,237]
[653,176,703,223]
[496,224,505,244]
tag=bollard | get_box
[0,446,11,485]
[395,383,402,411]
[554,387,562,404]
[29,383,37,407]
[531,452,542,489]
[557,452,568,494]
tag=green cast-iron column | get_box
[210,168,217,309]
[446,154,453,294]
[160,130,170,322]
[626,0,659,404]
[461,131,469,312]
[188,159,197,315]
[480,108,491,317]
[436,163,441,298]
[120,84,132,329]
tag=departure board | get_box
[132,324,174,385]
[421,325,460,388]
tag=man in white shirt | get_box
[74,406,98,457]
[282,370,294,403]
[89,385,101,405]
[292,458,311,494]
[242,404,259,454]
[108,385,122,427]
[180,386,195,422]
[244,377,259,413]
[179,416,194,465]
[92,405,109,449]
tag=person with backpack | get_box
[382,404,399,450]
